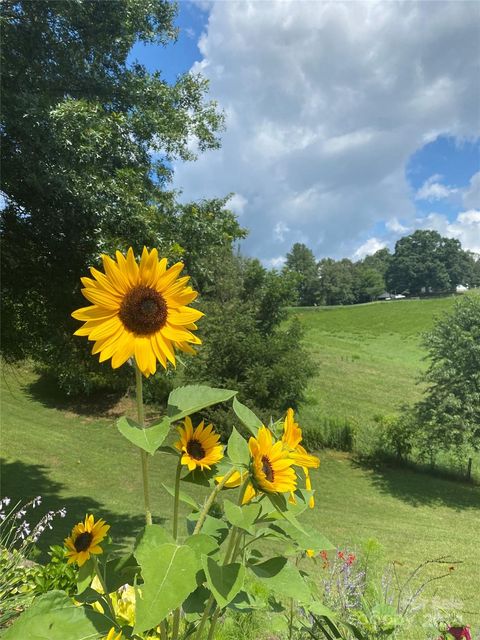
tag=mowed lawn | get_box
[292,297,458,428]
[2,359,479,632]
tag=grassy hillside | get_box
[292,297,458,429]
[2,357,479,633]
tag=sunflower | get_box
[175,416,224,471]
[72,247,203,376]
[64,514,110,566]
[282,408,320,508]
[250,426,297,495]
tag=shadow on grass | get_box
[352,457,480,511]
[1,458,164,560]
[24,373,127,418]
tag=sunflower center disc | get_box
[74,531,93,552]
[186,439,205,460]
[261,456,275,482]
[119,285,168,336]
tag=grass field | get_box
[2,350,479,635]
[292,297,458,429]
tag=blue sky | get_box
[129,1,480,263]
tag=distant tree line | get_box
[283,230,480,306]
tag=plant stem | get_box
[135,362,152,526]
[193,468,236,535]
[194,594,215,640]
[206,608,221,640]
[92,555,116,622]
[171,458,183,640]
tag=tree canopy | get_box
[0,0,228,374]
[284,243,320,306]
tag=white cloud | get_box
[386,217,410,234]
[273,221,290,243]
[415,174,458,201]
[353,237,387,260]
[227,192,248,216]
[265,255,287,270]
[418,209,480,254]
[174,1,480,261]
[463,171,480,209]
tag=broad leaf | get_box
[223,500,261,533]
[135,524,174,553]
[227,427,250,466]
[134,542,198,634]
[249,557,311,603]
[182,465,218,487]
[167,385,237,420]
[202,556,245,608]
[76,557,94,595]
[271,522,334,553]
[117,416,171,455]
[162,483,199,510]
[2,590,110,639]
[232,397,262,435]
[104,553,140,593]
[266,492,307,534]
[186,513,229,543]
[184,533,219,559]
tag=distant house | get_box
[456,284,469,293]
[377,292,392,301]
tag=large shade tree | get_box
[1,0,230,388]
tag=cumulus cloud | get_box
[174,1,480,262]
[463,171,480,209]
[417,209,480,254]
[353,237,387,260]
[415,174,458,201]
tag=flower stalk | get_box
[92,555,116,622]
[193,468,236,535]
[135,363,152,526]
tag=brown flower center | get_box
[119,285,168,336]
[186,439,205,460]
[74,531,93,552]
[262,456,274,482]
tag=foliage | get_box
[285,243,321,306]
[386,230,474,295]
[415,294,480,455]
[318,258,357,306]
[32,545,77,597]
[0,0,227,385]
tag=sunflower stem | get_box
[192,468,236,535]
[92,555,116,622]
[135,362,153,526]
[172,458,182,540]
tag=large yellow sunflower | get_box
[282,408,320,508]
[64,514,110,567]
[250,426,297,495]
[72,247,203,376]
[175,416,224,471]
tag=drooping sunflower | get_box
[72,247,203,376]
[64,514,110,566]
[282,408,320,508]
[175,416,224,471]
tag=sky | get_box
[129,0,480,266]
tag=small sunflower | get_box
[282,408,320,508]
[175,416,224,471]
[249,426,297,496]
[72,247,203,376]
[64,514,110,567]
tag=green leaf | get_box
[182,465,218,487]
[266,492,307,534]
[223,500,261,533]
[232,397,262,435]
[135,524,174,553]
[104,553,140,593]
[227,427,250,466]
[202,556,245,608]
[183,585,210,616]
[184,533,219,559]
[187,514,229,543]
[162,483,199,510]
[2,590,110,639]
[117,416,171,455]
[249,557,311,603]
[167,385,237,420]
[76,557,94,595]
[271,522,334,553]
[134,542,198,634]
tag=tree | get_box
[415,294,480,456]
[1,0,225,388]
[284,243,320,306]
[354,265,385,303]
[361,248,392,280]
[318,258,356,305]
[386,230,472,295]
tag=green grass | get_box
[292,297,458,428]
[2,356,479,634]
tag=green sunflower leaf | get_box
[270,522,334,553]
[201,556,245,608]
[232,397,262,436]
[167,385,237,420]
[162,483,199,510]
[266,493,307,534]
[134,541,198,634]
[223,500,261,533]
[76,557,94,595]
[248,556,311,603]
[227,427,250,467]
[2,590,110,639]
[117,416,171,455]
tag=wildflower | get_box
[175,417,224,471]
[64,514,109,567]
[347,553,356,566]
[72,247,203,376]
[338,551,345,560]
[32,496,42,508]
[281,408,320,508]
